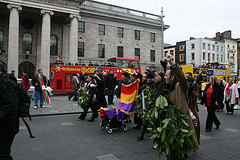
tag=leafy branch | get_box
[78,87,91,111]
[137,85,198,159]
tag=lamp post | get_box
[159,7,165,61]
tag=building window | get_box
[221,47,223,52]
[0,31,3,51]
[203,52,205,60]
[150,33,155,42]
[217,46,219,51]
[227,44,230,49]
[217,55,219,61]
[164,51,168,57]
[170,50,174,55]
[118,27,123,38]
[212,54,215,61]
[23,33,32,55]
[50,36,58,55]
[98,44,105,58]
[191,53,195,60]
[117,46,123,57]
[179,45,185,51]
[78,21,85,33]
[78,42,84,57]
[135,48,140,60]
[135,30,140,40]
[212,45,215,51]
[208,44,210,50]
[233,54,235,59]
[203,43,206,49]
[98,24,105,35]
[179,54,184,62]
[228,53,229,59]
[150,50,155,62]
[208,53,210,61]
[221,55,223,62]
[191,44,195,49]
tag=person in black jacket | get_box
[0,62,20,160]
[104,69,117,105]
[201,76,221,132]
[79,75,98,122]
[116,72,131,99]
[32,69,47,109]
[93,71,107,109]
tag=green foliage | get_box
[137,85,199,159]
[78,87,91,111]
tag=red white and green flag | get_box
[38,72,51,104]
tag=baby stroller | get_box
[99,80,139,134]
[99,108,129,134]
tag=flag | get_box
[38,72,51,104]
[118,80,139,114]
[99,80,139,120]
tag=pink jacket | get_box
[223,83,239,104]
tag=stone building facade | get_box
[0,0,85,78]
[0,0,168,78]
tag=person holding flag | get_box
[32,69,50,109]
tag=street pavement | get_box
[11,95,240,160]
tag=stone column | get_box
[68,14,80,64]
[7,4,22,77]
[62,24,70,63]
[40,10,54,78]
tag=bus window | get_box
[118,60,130,68]
[130,60,139,69]
[66,74,71,89]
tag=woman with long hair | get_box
[223,77,239,115]
[201,76,221,132]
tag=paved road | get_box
[11,95,240,160]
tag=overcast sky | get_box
[99,0,240,45]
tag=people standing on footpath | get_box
[32,69,47,109]
[104,69,117,105]
[196,70,203,100]
[164,53,199,158]
[201,76,221,132]
[68,73,79,101]
[0,62,20,160]
[223,77,239,115]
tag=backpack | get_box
[0,76,34,138]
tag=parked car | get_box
[17,78,53,96]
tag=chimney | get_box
[216,32,220,41]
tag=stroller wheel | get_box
[100,123,106,130]
[123,126,128,132]
[107,128,113,134]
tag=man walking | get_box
[164,53,199,158]
[32,69,47,109]
[68,73,79,101]
[0,62,20,159]
[104,69,117,105]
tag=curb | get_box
[30,111,97,117]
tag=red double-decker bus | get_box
[50,57,141,93]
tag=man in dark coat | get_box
[0,62,20,159]
[32,69,47,109]
[116,72,131,99]
[104,69,117,105]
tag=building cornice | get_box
[2,0,85,14]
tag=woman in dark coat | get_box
[79,75,98,122]
[217,79,225,112]
[93,73,107,109]
[201,76,221,132]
